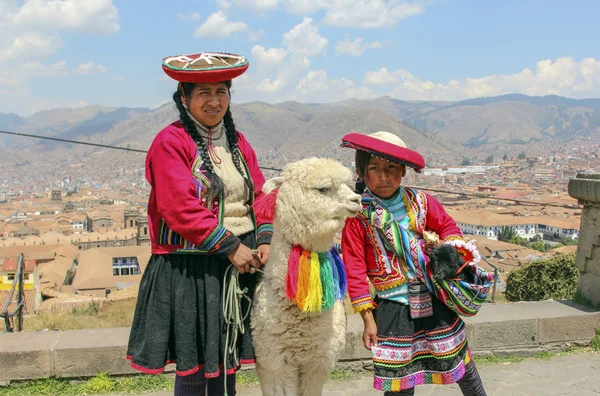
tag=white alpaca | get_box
[251,157,362,396]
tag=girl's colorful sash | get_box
[361,190,492,317]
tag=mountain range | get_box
[1,94,599,166]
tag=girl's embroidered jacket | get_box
[146,121,273,257]
[341,188,463,313]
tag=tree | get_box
[503,153,508,161]
[517,151,526,159]
[498,226,516,242]
[485,155,494,164]
[530,241,548,252]
[560,236,578,246]
[461,158,471,166]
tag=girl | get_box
[127,52,272,396]
[341,131,487,396]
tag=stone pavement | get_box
[140,352,600,396]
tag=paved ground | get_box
[141,352,600,395]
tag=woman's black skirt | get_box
[372,296,471,391]
[127,232,257,378]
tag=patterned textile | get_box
[372,298,470,391]
[362,191,492,317]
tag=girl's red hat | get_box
[341,131,426,172]
[162,52,249,83]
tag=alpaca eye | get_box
[318,187,330,194]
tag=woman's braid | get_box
[173,89,224,196]
[223,107,253,192]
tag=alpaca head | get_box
[258,158,361,252]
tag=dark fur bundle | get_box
[429,244,476,283]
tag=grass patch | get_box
[473,354,524,365]
[474,345,592,366]
[329,369,355,381]
[0,373,173,396]
[23,299,137,331]
[574,291,600,311]
[592,329,600,353]
[235,371,260,387]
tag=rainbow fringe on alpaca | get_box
[285,245,348,313]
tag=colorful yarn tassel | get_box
[331,249,348,297]
[286,245,348,313]
[285,245,301,300]
[319,252,335,311]
[328,251,342,300]
[303,252,323,312]
[294,251,311,310]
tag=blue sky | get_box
[1,0,599,116]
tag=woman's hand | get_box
[256,244,270,265]
[227,244,262,274]
[361,310,378,350]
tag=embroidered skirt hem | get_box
[372,297,470,391]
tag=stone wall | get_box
[568,173,600,306]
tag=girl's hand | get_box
[256,244,270,265]
[227,244,261,274]
[361,310,378,350]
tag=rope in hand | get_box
[221,250,264,396]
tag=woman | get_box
[127,52,272,396]
[341,131,487,395]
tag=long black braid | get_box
[173,85,224,196]
[173,80,251,197]
[223,107,253,192]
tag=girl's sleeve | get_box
[148,132,240,258]
[342,217,374,312]
[238,132,273,246]
[425,193,464,242]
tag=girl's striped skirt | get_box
[371,296,471,392]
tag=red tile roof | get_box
[1,258,36,272]
[0,289,37,315]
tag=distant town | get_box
[0,129,597,324]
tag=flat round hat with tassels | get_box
[162,52,249,83]
[341,131,426,172]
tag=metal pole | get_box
[17,254,24,332]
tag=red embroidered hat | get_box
[341,131,426,172]
[162,52,249,83]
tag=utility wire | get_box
[0,129,580,209]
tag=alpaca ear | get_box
[263,176,284,194]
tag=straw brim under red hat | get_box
[341,132,426,172]
[162,52,249,83]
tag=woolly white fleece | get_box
[251,157,361,396]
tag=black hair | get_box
[173,80,251,197]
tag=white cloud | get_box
[217,0,425,28]
[251,45,288,74]
[217,0,280,11]
[282,17,328,56]
[1,32,63,60]
[22,60,68,76]
[284,0,330,14]
[76,61,108,75]
[177,12,201,21]
[335,36,382,56]
[324,0,424,28]
[9,0,120,35]
[363,57,600,101]
[295,69,377,102]
[0,0,120,115]
[193,11,248,38]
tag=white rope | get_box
[221,262,263,395]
